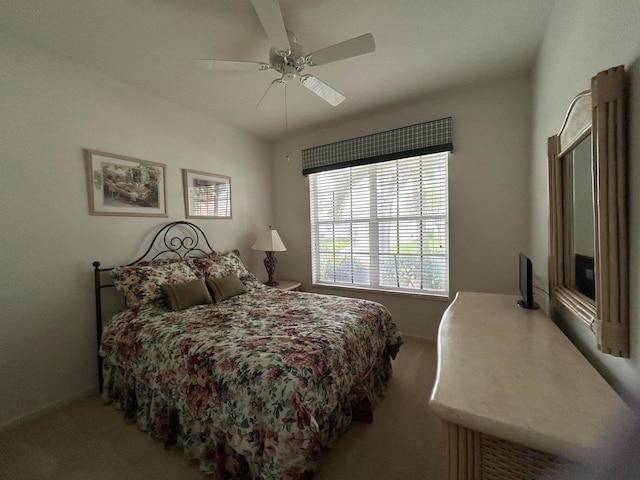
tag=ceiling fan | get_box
[197,0,376,108]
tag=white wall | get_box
[270,78,532,340]
[531,0,640,405]
[0,33,273,430]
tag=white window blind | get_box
[309,152,449,297]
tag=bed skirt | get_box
[101,350,393,479]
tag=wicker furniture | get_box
[429,292,631,480]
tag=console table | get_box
[429,292,631,480]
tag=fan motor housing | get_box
[270,32,306,74]
[270,51,305,74]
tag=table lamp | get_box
[251,226,287,286]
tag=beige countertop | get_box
[429,291,632,463]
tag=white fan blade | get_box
[299,74,345,106]
[251,0,291,53]
[307,33,375,66]
[196,59,270,71]
[256,77,286,110]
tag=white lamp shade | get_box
[251,228,287,252]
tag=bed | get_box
[93,221,403,479]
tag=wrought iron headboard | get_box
[92,221,217,391]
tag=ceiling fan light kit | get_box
[198,0,376,108]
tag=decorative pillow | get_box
[110,261,198,309]
[192,251,257,282]
[206,275,247,303]
[161,278,212,311]
[222,250,255,280]
[191,254,228,279]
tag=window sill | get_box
[311,282,450,302]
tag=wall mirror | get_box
[562,131,595,300]
[548,65,629,357]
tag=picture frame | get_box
[85,149,167,217]
[182,169,232,219]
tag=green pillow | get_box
[161,278,213,311]
[206,275,246,303]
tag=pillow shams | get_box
[221,251,254,280]
[191,255,228,279]
[206,275,247,302]
[110,260,198,309]
[161,278,212,311]
[191,251,256,282]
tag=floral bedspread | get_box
[100,280,403,479]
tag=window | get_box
[309,152,448,297]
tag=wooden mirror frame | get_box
[548,65,629,357]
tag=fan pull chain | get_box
[285,83,290,161]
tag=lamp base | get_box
[265,280,279,287]
[264,251,278,286]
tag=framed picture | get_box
[182,169,232,219]
[85,149,167,217]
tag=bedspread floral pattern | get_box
[101,279,402,479]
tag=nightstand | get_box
[267,280,301,291]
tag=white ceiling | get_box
[0,0,555,142]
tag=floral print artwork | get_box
[100,279,402,479]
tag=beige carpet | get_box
[0,337,444,480]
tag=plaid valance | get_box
[302,117,452,176]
